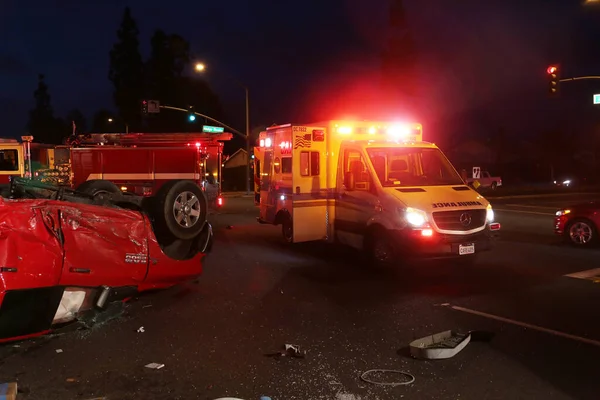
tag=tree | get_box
[27,74,65,144]
[65,109,87,134]
[381,0,418,111]
[109,7,144,132]
[144,30,222,133]
[91,109,114,132]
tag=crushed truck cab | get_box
[254,120,500,264]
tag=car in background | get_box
[0,177,213,343]
[555,202,600,247]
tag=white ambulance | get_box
[254,120,501,264]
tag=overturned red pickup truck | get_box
[0,177,213,342]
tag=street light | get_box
[107,117,129,133]
[194,62,251,195]
[107,118,113,123]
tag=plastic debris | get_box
[409,330,470,359]
[0,382,17,400]
[137,326,145,333]
[55,349,63,353]
[145,362,165,369]
[360,369,415,386]
[265,344,306,358]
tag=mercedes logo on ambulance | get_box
[459,213,472,227]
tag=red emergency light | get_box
[217,197,223,207]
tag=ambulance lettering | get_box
[432,201,483,208]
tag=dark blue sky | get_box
[0,0,595,142]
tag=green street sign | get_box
[594,94,600,104]
[202,125,224,133]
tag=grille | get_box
[432,209,486,231]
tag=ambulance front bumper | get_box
[393,223,500,259]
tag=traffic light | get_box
[141,100,148,115]
[547,65,560,96]
[188,105,196,122]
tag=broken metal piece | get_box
[264,343,306,359]
[409,330,471,359]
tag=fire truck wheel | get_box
[155,180,208,240]
[76,180,121,202]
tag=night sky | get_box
[1,0,596,143]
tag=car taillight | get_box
[217,197,223,207]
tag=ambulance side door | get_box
[335,145,378,249]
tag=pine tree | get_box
[27,74,57,143]
[109,7,144,131]
[381,0,418,109]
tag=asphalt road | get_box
[3,193,600,399]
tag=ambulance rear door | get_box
[291,125,329,243]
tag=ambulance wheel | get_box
[77,180,120,202]
[282,215,293,243]
[155,180,208,240]
[365,227,396,266]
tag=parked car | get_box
[0,177,213,343]
[466,171,502,190]
[555,202,600,247]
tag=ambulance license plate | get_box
[458,244,475,255]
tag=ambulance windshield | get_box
[366,147,463,187]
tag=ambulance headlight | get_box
[403,207,427,227]
[486,204,494,223]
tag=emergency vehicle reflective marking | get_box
[86,173,201,181]
[432,201,483,208]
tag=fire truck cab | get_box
[254,120,500,265]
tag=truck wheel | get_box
[491,181,497,190]
[77,180,120,201]
[155,180,208,240]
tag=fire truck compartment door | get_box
[58,203,149,287]
[292,149,328,243]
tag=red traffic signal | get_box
[547,66,557,74]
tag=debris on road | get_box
[0,382,17,400]
[360,369,415,387]
[137,326,145,333]
[409,330,471,359]
[55,349,63,353]
[145,362,165,370]
[265,343,306,358]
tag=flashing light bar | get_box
[335,123,422,141]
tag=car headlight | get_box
[486,204,494,223]
[404,207,428,227]
[556,209,571,217]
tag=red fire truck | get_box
[0,132,231,241]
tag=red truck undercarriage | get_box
[0,131,230,342]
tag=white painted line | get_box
[564,267,600,279]
[489,192,600,200]
[495,208,554,216]
[505,204,559,210]
[448,304,600,348]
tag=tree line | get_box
[26,7,224,144]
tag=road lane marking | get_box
[495,209,554,216]
[489,192,600,200]
[564,268,600,281]
[505,204,559,210]
[443,304,600,348]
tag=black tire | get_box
[76,180,121,202]
[490,181,497,190]
[282,214,293,243]
[365,227,396,266]
[565,218,597,247]
[154,180,208,240]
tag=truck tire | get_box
[154,180,208,240]
[491,181,497,190]
[76,180,121,202]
